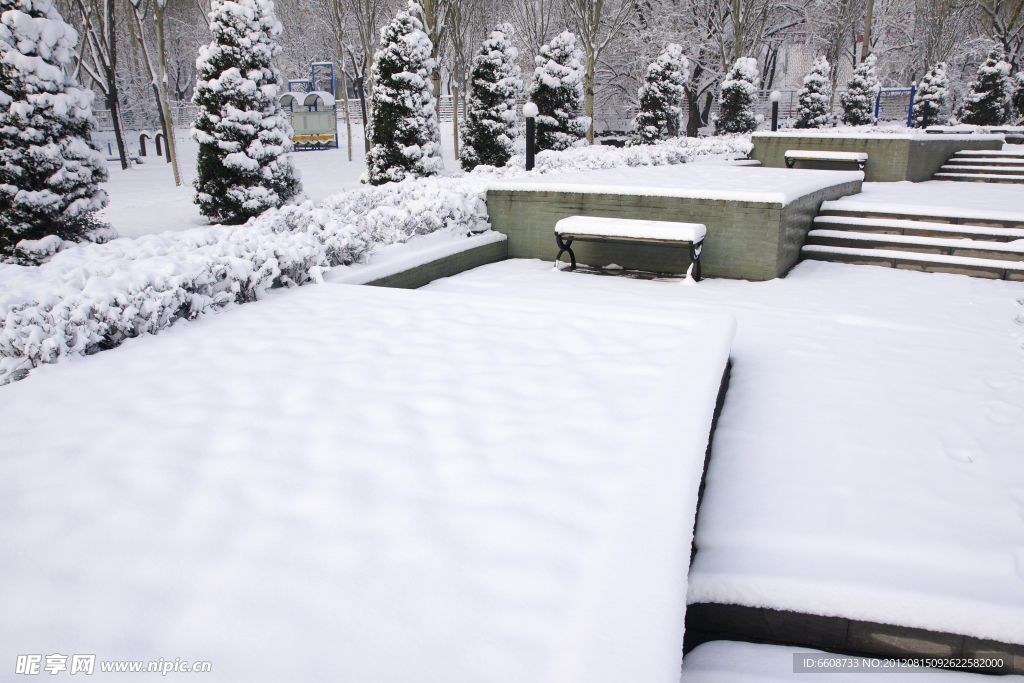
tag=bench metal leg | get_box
[555,234,576,270]
[785,158,796,168]
[690,240,703,282]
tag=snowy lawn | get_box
[424,259,1024,644]
[681,641,1024,681]
[0,283,733,683]
[823,179,1024,221]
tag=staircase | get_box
[801,208,1024,280]
[932,149,1024,184]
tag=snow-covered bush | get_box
[716,57,759,134]
[365,1,442,185]
[795,56,832,129]
[960,49,1011,126]
[528,31,590,152]
[459,24,522,171]
[0,0,109,258]
[191,0,301,224]
[841,54,879,125]
[912,62,949,128]
[634,44,690,144]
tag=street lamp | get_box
[523,102,538,171]
[770,90,781,132]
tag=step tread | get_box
[807,229,1024,253]
[940,165,1024,173]
[952,149,1024,157]
[819,200,1024,226]
[812,215,1024,239]
[933,173,1024,182]
[801,244,1024,270]
[944,158,1024,165]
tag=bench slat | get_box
[784,150,868,162]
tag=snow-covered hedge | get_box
[0,134,752,384]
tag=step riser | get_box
[810,222,1020,242]
[805,236,1024,262]
[946,159,1024,167]
[801,251,1024,280]
[933,174,1024,184]
[939,166,1024,175]
[817,209,1024,231]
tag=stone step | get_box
[801,245,1024,280]
[932,172,1024,184]
[951,149,1024,159]
[817,207,1024,230]
[944,156,1024,167]
[811,215,1024,242]
[806,229,1024,261]
[939,164,1024,175]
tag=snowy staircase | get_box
[801,207,1024,280]
[932,149,1024,184]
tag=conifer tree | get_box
[365,1,442,185]
[911,62,949,128]
[795,56,832,129]
[0,0,108,257]
[459,24,522,170]
[960,49,1011,126]
[528,31,590,152]
[841,53,879,125]
[1013,72,1024,120]
[191,0,300,224]
[634,44,689,144]
[715,57,759,134]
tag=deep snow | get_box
[822,179,1024,222]
[424,258,1024,645]
[0,283,734,683]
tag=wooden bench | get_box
[784,150,867,171]
[554,216,707,281]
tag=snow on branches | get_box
[634,44,690,144]
[191,0,301,224]
[912,62,948,128]
[0,0,109,259]
[528,31,590,152]
[841,54,879,125]
[459,24,522,171]
[365,0,443,185]
[795,56,832,129]
[960,49,1011,126]
[716,57,759,135]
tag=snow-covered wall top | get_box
[754,131,1007,142]
[490,163,864,206]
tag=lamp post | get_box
[770,91,781,132]
[523,102,538,171]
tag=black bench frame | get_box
[555,232,704,281]
[785,153,866,171]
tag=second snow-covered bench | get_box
[784,150,867,171]
[554,216,707,281]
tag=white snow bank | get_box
[491,164,863,206]
[682,641,1022,682]
[822,180,1024,223]
[0,283,735,683]
[423,258,1024,645]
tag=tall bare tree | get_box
[75,0,129,169]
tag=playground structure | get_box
[280,62,339,150]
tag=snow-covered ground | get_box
[0,283,733,683]
[682,641,1024,681]
[823,179,1024,221]
[424,259,1024,645]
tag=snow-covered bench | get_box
[554,216,707,281]
[784,150,867,171]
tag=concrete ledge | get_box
[684,603,1024,674]
[752,133,1004,182]
[365,238,508,289]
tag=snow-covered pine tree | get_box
[1013,72,1024,120]
[911,62,949,128]
[633,44,690,144]
[715,57,759,134]
[191,0,301,224]
[528,31,590,152]
[365,1,442,185]
[0,0,108,257]
[841,53,879,125]
[795,56,832,129]
[960,49,1011,126]
[459,24,522,170]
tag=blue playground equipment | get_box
[280,62,338,149]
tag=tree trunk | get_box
[356,76,370,153]
[340,61,353,161]
[452,83,459,159]
[154,8,181,187]
[861,0,875,61]
[104,0,128,170]
[584,46,595,143]
[107,92,129,169]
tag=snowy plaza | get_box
[5,0,1024,677]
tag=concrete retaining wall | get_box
[365,238,508,289]
[751,133,1004,182]
[487,179,860,281]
